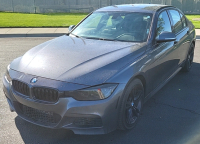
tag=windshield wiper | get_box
[70,33,82,38]
[113,39,133,42]
[83,37,116,41]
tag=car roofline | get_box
[95,4,176,13]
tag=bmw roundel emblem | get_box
[31,78,37,83]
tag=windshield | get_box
[71,11,152,42]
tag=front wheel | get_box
[182,43,194,72]
[118,79,144,130]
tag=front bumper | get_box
[2,70,125,135]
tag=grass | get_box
[186,15,200,29]
[0,12,199,28]
[0,12,88,27]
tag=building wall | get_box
[0,0,200,14]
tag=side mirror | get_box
[156,32,176,43]
[68,25,75,32]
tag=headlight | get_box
[5,65,12,82]
[64,84,118,101]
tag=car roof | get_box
[96,4,173,13]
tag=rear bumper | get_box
[2,73,125,135]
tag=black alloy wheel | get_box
[182,43,195,72]
[118,79,144,130]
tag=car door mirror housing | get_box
[156,32,176,43]
[68,25,75,32]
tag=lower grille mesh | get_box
[73,117,102,127]
[20,104,61,126]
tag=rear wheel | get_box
[118,79,144,130]
[182,43,194,72]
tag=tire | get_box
[182,43,195,72]
[118,78,144,130]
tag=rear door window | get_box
[179,13,187,29]
[168,10,183,34]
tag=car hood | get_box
[10,35,142,86]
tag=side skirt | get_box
[144,67,182,103]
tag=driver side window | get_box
[156,11,172,37]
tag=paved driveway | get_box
[0,38,200,144]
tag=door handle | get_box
[187,31,190,35]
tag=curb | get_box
[0,33,66,38]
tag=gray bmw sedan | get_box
[2,4,196,135]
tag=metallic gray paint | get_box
[10,36,141,86]
[2,4,196,134]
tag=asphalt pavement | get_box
[0,38,200,144]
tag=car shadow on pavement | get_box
[15,62,200,144]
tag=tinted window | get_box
[156,11,172,37]
[169,10,182,33]
[180,13,187,28]
[72,12,153,42]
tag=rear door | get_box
[168,9,190,65]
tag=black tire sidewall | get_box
[182,43,194,72]
[118,78,144,130]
